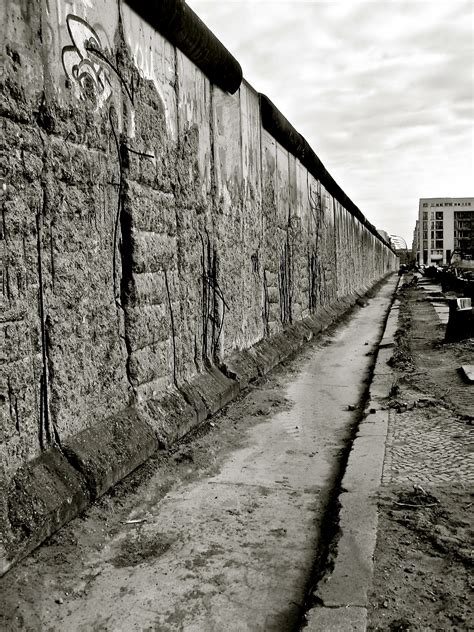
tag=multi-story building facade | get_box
[412,220,419,261]
[416,197,474,265]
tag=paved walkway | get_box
[383,407,474,486]
[305,272,473,631]
[383,275,473,486]
[367,274,473,631]
[417,276,450,324]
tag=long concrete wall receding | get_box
[0,0,397,573]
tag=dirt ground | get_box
[0,332,320,631]
[2,277,471,631]
[369,486,473,631]
[368,277,474,631]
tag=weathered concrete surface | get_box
[1,0,397,575]
[0,275,398,630]
[305,606,367,631]
[460,364,474,383]
[1,448,90,576]
[308,276,400,630]
[315,491,379,607]
[341,434,388,493]
[61,408,159,500]
[0,278,392,575]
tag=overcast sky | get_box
[187,0,473,246]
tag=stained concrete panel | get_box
[240,80,265,348]
[212,85,242,210]
[261,129,277,218]
[305,606,367,631]
[45,0,122,114]
[261,130,282,333]
[276,143,290,228]
[122,3,177,139]
[177,50,212,200]
[289,153,298,215]
[241,80,262,206]
[35,0,135,442]
[336,204,354,297]
[297,160,308,226]
[318,187,337,305]
[211,85,245,357]
[1,0,46,484]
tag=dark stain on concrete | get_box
[110,533,173,568]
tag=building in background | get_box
[412,220,419,261]
[416,197,474,265]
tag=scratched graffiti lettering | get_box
[61,14,112,107]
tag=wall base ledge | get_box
[0,273,394,576]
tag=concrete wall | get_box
[1,0,396,561]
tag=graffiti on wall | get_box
[61,14,112,106]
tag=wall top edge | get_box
[122,1,393,253]
[259,93,394,252]
[124,0,242,94]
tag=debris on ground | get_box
[368,274,473,631]
[460,365,474,383]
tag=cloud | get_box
[188,0,474,243]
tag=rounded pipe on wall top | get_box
[124,0,243,94]
[259,93,393,252]
[259,93,307,158]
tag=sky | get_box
[187,0,474,246]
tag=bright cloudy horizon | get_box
[187,0,474,247]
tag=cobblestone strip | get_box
[382,278,474,486]
[383,408,474,486]
[417,278,449,324]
